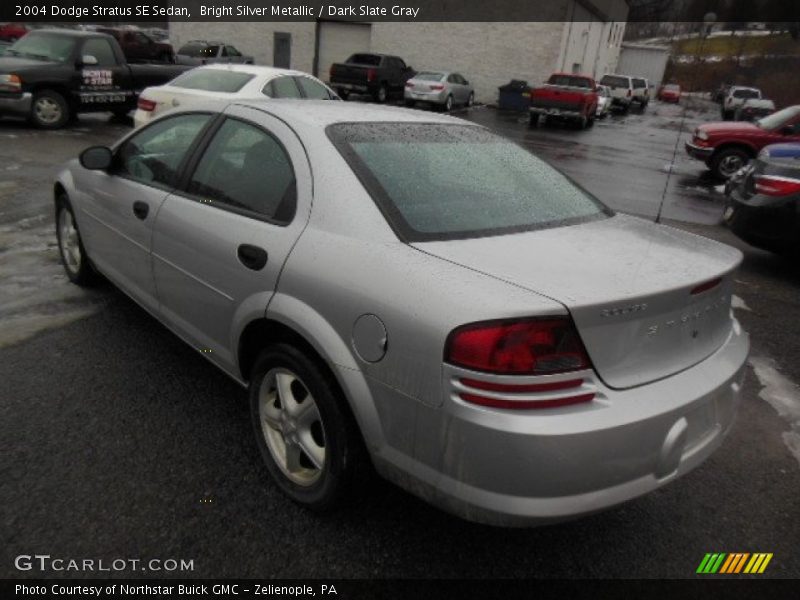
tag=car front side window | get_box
[187,118,297,224]
[115,113,212,187]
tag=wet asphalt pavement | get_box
[1,100,799,579]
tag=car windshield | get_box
[757,106,800,130]
[169,69,255,92]
[733,88,759,99]
[179,43,219,57]
[665,84,680,91]
[328,123,610,242]
[414,72,445,82]
[600,75,628,88]
[6,32,74,62]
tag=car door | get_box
[77,37,132,112]
[77,112,214,314]
[151,105,312,376]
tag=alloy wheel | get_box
[258,368,326,486]
[34,97,63,125]
[58,207,81,275]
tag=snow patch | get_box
[731,295,752,312]
[749,356,800,468]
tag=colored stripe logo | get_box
[697,553,773,574]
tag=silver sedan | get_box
[404,71,474,111]
[55,100,748,526]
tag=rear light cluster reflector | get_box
[137,97,156,112]
[754,174,800,197]
[430,84,445,91]
[456,377,595,410]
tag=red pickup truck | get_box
[529,73,599,129]
[685,105,800,179]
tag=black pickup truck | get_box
[329,53,414,102]
[0,29,189,129]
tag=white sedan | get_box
[134,64,339,128]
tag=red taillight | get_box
[691,277,722,295]
[367,68,376,82]
[430,84,445,91]
[405,82,414,88]
[445,318,591,375]
[754,174,800,197]
[137,97,156,112]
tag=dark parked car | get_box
[0,29,188,128]
[175,41,254,65]
[685,105,800,179]
[0,23,31,43]
[96,28,174,63]
[329,53,414,102]
[724,143,800,255]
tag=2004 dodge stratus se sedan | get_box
[54,100,749,526]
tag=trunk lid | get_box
[415,214,742,389]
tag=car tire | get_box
[249,343,368,511]
[467,92,474,107]
[56,195,99,287]
[373,84,388,103]
[710,148,750,180]
[158,52,172,63]
[444,94,453,112]
[528,113,540,128]
[30,90,70,129]
[404,99,415,107]
[337,89,350,101]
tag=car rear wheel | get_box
[467,92,474,107]
[30,90,70,129]
[373,84,388,103]
[444,94,453,112]
[249,343,367,510]
[337,89,350,100]
[710,148,750,179]
[56,196,98,286]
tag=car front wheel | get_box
[710,148,750,179]
[249,343,367,510]
[31,90,70,129]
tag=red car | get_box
[529,72,599,129]
[658,83,681,103]
[0,23,30,42]
[685,105,800,179]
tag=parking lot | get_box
[1,99,799,579]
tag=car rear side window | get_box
[295,76,334,99]
[328,123,610,242]
[548,75,592,88]
[633,79,646,88]
[170,69,255,92]
[187,118,296,224]
[116,113,212,188]
[265,76,302,98]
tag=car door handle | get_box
[237,244,268,271]
[133,201,149,220]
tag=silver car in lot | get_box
[404,71,474,111]
[55,100,748,526]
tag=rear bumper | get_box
[371,319,748,527]
[530,106,584,119]
[405,89,447,104]
[685,141,714,161]
[0,92,32,117]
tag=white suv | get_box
[722,86,761,120]
[632,77,650,108]
[598,74,634,113]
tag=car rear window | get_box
[600,75,629,88]
[733,88,760,99]
[633,79,647,88]
[328,123,610,242]
[414,72,445,82]
[547,75,592,88]
[169,69,254,92]
[346,54,381,66]
[664,84,680,91]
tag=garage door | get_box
[317,22,372,83]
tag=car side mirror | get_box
[81,54,98,66]
[80,146,113,170]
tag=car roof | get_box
[189,64,310,78]
[232,99,471,128]
[28,28,107,38]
